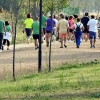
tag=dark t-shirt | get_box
[81,16,89,28]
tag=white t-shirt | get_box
[74,22,83,31]
[87,19,97,32]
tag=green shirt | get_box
[0,19,5,33]
[32,21,39,35]
[42,16,46,28]
[24,18,33,28]
[6,25,11,32]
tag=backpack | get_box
[75,23,81,32]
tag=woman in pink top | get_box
[68,16,74,42]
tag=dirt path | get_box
[0,39,100,79]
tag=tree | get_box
[42,0,69,14]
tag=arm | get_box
[3,25,6,35]
[87,21,89,31]
[56,21,59,33]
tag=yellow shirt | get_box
[56,19,69,33]
[24,18,33,28]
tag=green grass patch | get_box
[0,61,100,99]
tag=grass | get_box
[0,61,100,100]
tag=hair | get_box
[27,13,32,18]
[91,15,95,19]
[77,18,80,22]
[69,16,73,20]
[5,21,9,26]
[65,16,68,20]
[35,16,39,20]
[60,14,64,19]
[74,15,78,19]
[85,13,88,16]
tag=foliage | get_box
[42,0,69,14]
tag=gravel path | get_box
[0,39,100,79]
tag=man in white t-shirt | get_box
[87,15,97,48]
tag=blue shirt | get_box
[46,18,55,31]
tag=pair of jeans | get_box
[74,31,82,47]
[0,33,3,49]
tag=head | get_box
[85,13,88,16]
[77,18,80,22]
[5,21,9,26]
[74,15,78,19]
[35,16,39,21]
[65,15,68,20]
[60,14,65,19]
[27,13,32,18]
[91,15,95,19]
[42,12,44,16]
[69,16,73,20]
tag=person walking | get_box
[2,21,12,50]
[45,15,55,47]
[31,16,40,50]
[81,13,90,42]
[0,17,6,52]
[56,14,69,48]
[23,13,33,44]
[42,12,47,42]
[87,15,97,48]
[74,18,84,48]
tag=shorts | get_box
[69,29,73,33]
[25,28,31,37]
[46,31,51,34]
[59,33,67,39]
[83,27,89,33]
[89,31,96,39]
[32,34,39,39]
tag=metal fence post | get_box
[38,0,42,72]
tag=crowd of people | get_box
[23,12,99,50]
[0,12,100,52]
[0,20,12,52]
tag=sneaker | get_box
[90,46,92,48]
[64,44,67,48]
[76,46,79,48]
[93,45,95,48]
[68,40,71,43]
[0,49,2,52]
